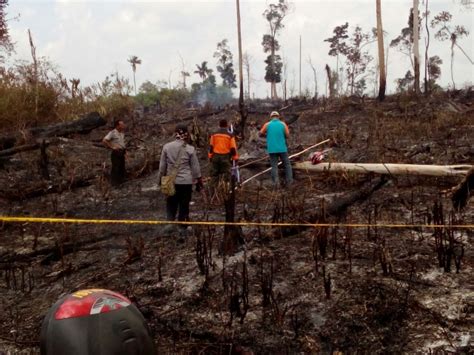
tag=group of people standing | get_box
[102,111,293,235]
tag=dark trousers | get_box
[210,154,232,186]
[166,184,193,222]
[111,149,126,186]
[269,152,293,186]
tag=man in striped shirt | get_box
[259,111,293,187]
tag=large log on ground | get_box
[452,168,474,210]
[0,138,62,158]
[313,177,388,219]
[160,108,226,124]
[277,177,388,237]
[0,138,160,201]
[294,162,473,177]
[0,112,106,150]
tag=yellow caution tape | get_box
[0,216,472,229]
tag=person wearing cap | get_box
[102,119,127,186]
[259,111,293,187]
[208,119,239,187]
[158,124,203,236]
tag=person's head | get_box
[175,124,189,140]
[270,111,280,119]
[114,120,126,132]
[219,119,228,128]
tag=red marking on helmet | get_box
[55,290,131,320]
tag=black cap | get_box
[175,124,188,134]
[219,119,228,128]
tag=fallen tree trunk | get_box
[0,138,161,201]
[294,162,472,177]
[0,138,62,158]
[0,112,105,150]
[451,168,473,210]
[315,177,388,219]
[0,143,40,157]
[160,108,226,124]
[278,177,388,237]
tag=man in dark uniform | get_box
[103,120,127,186]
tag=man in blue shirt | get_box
[259,111,293,187]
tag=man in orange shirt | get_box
[208,119,239,187]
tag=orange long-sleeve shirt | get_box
[208,128,238,160]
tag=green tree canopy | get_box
[0,0,13,62]
[214,39,237,88]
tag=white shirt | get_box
[104,129,125,149]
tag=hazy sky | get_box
[5,0,474,98]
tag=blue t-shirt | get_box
[265,119,288,153]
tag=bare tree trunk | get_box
[413,0,420,95]
[221,0,245,256]
[243,52,251,99]
[424,0,430,95]
[325,64,334,98]
[133,70,137,95]
[450,41,455,89]
[28,29,39,124]
[271,41,277,99]
[376,0,386,101]
[299,35,302,97]
[236,0,247,139]
[178,52,187,89]
[308,56,318,99]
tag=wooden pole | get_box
[28,29,39,123]
[413,0,420,95]
[299,35,302,97]
[236,0,247,139]
[376,0,386,101]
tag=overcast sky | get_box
[5,0,474,98]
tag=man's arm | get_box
[103,132,118,150]
[282,122,290,139]
[208,134,214,159]
[230,136,238,160]
[259,122,269,137]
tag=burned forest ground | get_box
[0,92,473,354]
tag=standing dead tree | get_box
[28,29,39,123]
[236,0,247,139]
[431,11,471,89]
[376,0,386,101]
[243,52,252,99]
[325,64,336,98]
[413,0,421,95]
[308,56,318,99]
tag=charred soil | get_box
[0,92,473,354]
